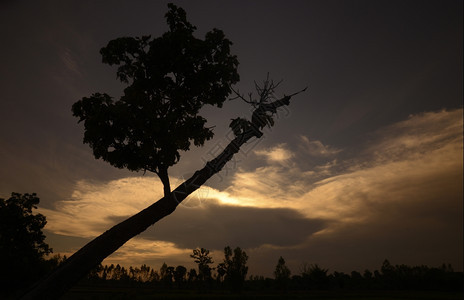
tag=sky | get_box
[0,0,462,277]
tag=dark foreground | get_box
[62,286,463,300]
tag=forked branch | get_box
[230,75,307,138]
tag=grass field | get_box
[62,286,463,300]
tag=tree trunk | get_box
[158,166,171,197]
[21,95,296,299]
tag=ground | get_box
[62,285,463,300]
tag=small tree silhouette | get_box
[301,263,329,289]
[0,193,52,295]
[174,265,187,288]
[218,246,249,292]
[22,4,306,299]
[190,247,214,282]
[274,256,291,291]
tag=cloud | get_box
[300,110,462,230]
[40,176,165,238]
[253,109,462,273]
[299,136,341,157]
[41,175,325,270]
[254,143,294,163]
[139,201,325,250]
[41,175,325,250]
[366,109,462,162]
[231,109,463,273]
[224,165,309,207]
[300,140,462,223]
[59,47,82,76]
[103,238,192,268]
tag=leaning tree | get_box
[22,4,305,299]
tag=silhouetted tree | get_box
[349,270,363,289]
[174,265,187,288]
[301,263,329,290]
[332,271,350,289]
[160,262,174,287]
[129,264,154,283]
[380,259,395,289]
[191,247,214,282]
[22,4,305,299]
[87,263,104,282]
[187,268,198,284]
[363,269,374,289]
[166,266,175,285]
[218,246,248,292]
[0,193,52,295]
[274,256,291,291]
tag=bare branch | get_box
[286,86,308,98]
[230,86,256,105]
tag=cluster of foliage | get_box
[71,3,239,196]
[190,247,214,282]
[217,246,249,291]
[0,193,57,296]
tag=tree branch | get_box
[230,86,256,105]
[158,166,171,197]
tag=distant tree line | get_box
[81,246,250,293]
[285,259,462,292]
[74,251,463,293]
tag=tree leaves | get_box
[72,4,239,175]
[229,117,251,136]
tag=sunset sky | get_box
[0,0,462,277]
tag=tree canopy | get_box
[72,3,239,195]
[274,256,291,288]
[218,246,249,291]
[0,193,52,262]
[190,247,214,281]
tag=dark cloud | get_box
[110,201,326,250]
[44,231,90,254]
[247,187,462,277]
